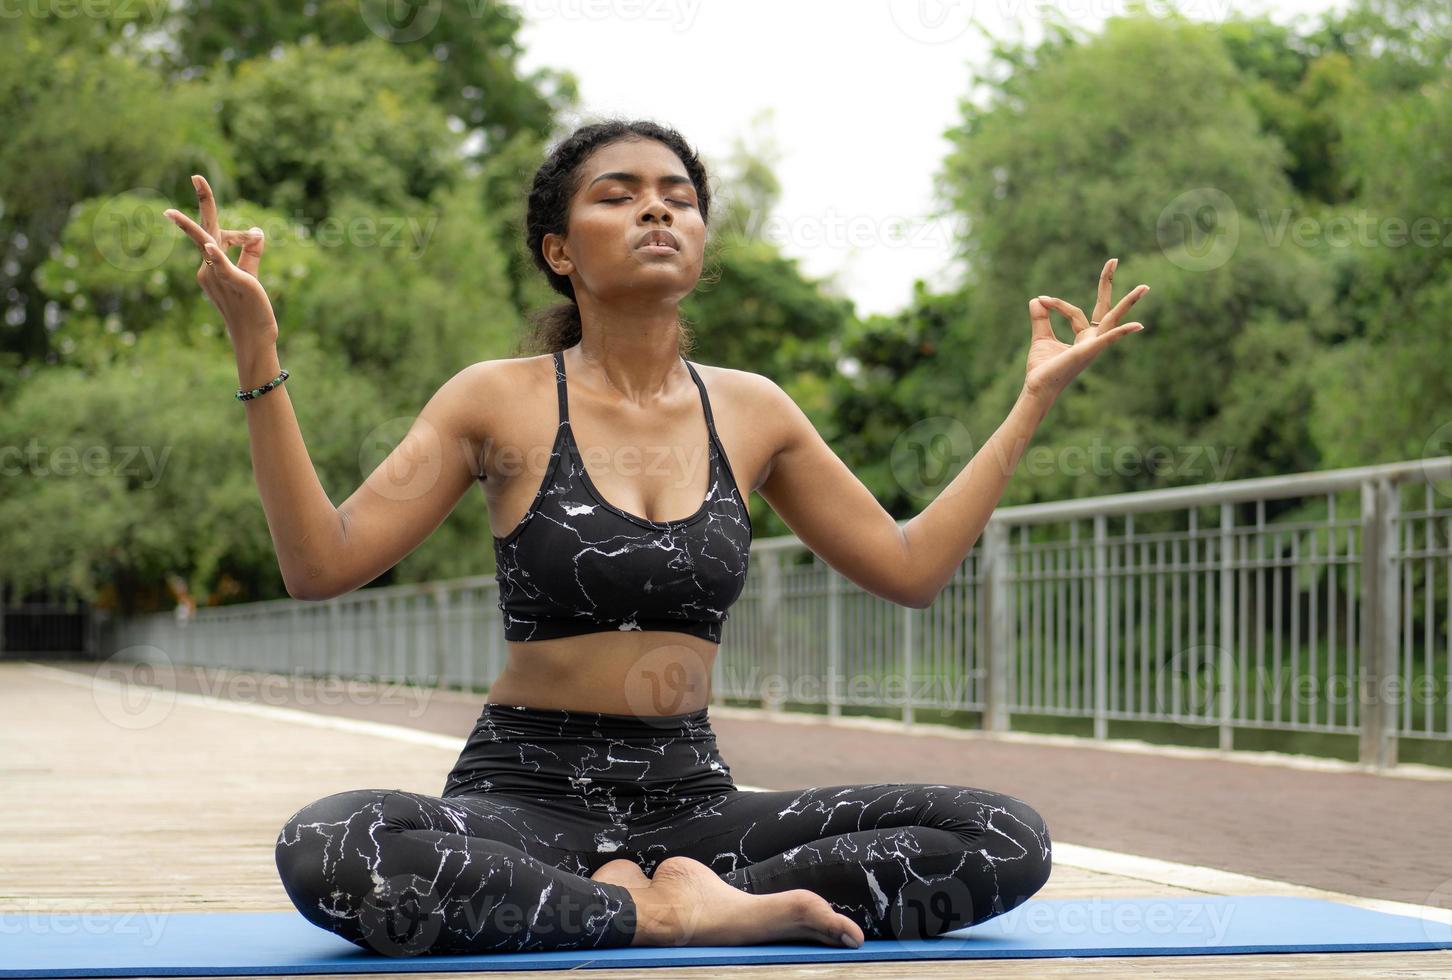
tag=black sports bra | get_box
[491,350,753,642]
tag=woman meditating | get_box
[164,118,1147,956]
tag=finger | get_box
[217,226,263,254]
[164,208,218,260]
[1092,257,1117,323]
[1037,295,1090,334]
[1102,321,1144,342]
[193,175,220,242]
[217,228,252,249]
[233,227,266,278]
[1028,297,1056,342]
[1097,284,1150,330]
[199,241,241,280]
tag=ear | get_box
[541,231,573,277]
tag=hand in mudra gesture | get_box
[163,174,278,345]
[1024,258,1149,402]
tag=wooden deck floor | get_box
[5,662,1450,979]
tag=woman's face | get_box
[544,138,706,307]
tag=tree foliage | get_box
[3,0,1448,610]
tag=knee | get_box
[992,793,1053,904]
[274,788,394,926]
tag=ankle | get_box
[626,882,688,946]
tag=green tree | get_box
[931,13,1330,504]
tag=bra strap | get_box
[682,359,719,436]
[552,349,570,425]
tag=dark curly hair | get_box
[520,118,713,356]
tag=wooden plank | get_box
[4,663,1448,979]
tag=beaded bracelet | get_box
[236,368,290,402]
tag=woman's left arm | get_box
[756,258,1148,608]
[904,258,1149,604]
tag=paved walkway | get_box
[37,659,1452,912]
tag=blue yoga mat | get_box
[3,896,1449,976]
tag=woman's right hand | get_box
[163,174,279,347]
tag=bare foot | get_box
[590,858,652,890]
[627,855,864,949]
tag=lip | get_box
[635,229,680,251]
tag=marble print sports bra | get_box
[492,350,753,642]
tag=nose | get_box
[638,190,672,224]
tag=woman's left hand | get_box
[1023,258,1149,403]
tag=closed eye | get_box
[603,196,694,208]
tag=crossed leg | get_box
[273,788,639,955]
[624,782,1054,939]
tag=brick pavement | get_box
[39,659,1452,911]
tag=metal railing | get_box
[107,457,1452,769]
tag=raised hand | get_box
[163,174,278,345]
[1024,258,1148,402]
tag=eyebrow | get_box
[586,171,696,193]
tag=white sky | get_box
[515,0,1352,318]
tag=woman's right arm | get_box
[166,174,500,601]
[234,339,498,600]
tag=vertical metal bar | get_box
[1256,500,1266,725]
[1109,523,1119,717]
[433,584,449,689]
[1033,538,1043,711]
[1171,534,1182,721]
[1140,538,1151,716]
[1188,510,1198,724]
[762,552,783,712]
[1423,484,1433,737]
[827,566,841,719]
[982,519,1009,732]
[1125,515,1135,717]
[1056,538,1067,712]
[1093,514,1108,740]
[1310,520,1320,728]
[1347,524,1358,729]
[1156,538,1167,720]
[1017,525,1029,712]
[1239,514,1249,727]
[327,599,340,680]
[1402,494,1413,735]
[902,601,915,727]
[1359,478,1399,768]
[1219,502,1234,751]
[1328,494,1339,728]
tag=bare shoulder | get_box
[687,360,802,492]
[689,359,789,408]
[447,354,556,480]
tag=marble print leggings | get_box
[273,702,1053,956]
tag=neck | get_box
[571,296,687,401]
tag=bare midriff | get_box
[486,630,720,717]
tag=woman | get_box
[164,118,1147,957]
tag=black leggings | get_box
[273,703,1052,956]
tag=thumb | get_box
[237,227,266,277]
